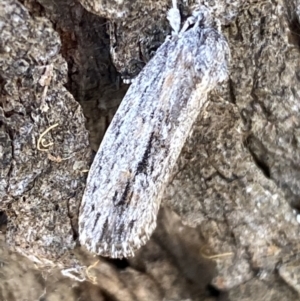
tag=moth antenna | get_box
[167,0,181,35]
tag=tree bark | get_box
[1,0,300,300]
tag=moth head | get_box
[191,5,213,28]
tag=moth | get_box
[79,1,230,258]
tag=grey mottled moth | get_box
[79,2,230,258]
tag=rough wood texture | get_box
[1,0,300,300]
[0,0,92,266]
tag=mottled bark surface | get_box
[1,0,300,300]
[0,0,92,267]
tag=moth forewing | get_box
[79,6,230,258]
